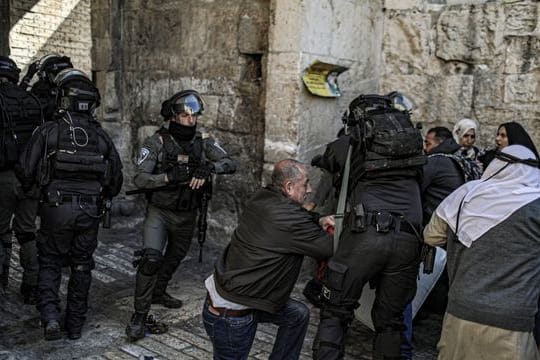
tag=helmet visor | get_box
[173,94,202,115]
[388,92,416,112]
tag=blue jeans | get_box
[401,303,414,359]
[202,297,310,360]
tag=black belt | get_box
[61,195,99,205]
[365,211,419,237]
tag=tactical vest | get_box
[348,102,426,182]
[49,113,108,184]
[152,128,205,211]
[0,82,43,170]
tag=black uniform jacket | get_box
[214,186,333,314]
[422,138,464,225]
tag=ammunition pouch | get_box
[321,261,348,306]
[45,190,62,207]
[53,151,107,179]
[303,277,325,308]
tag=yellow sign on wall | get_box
[302,61,349,98]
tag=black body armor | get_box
[0,82,43,170]
[49,113,108,185]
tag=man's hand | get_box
[190,163,214,189]
[319,215,335,232]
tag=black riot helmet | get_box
[0,56,21,83]
[161,90,204,119]
[54,69,100,113]
[37,54,73,83]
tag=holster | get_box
[303,277,325,308]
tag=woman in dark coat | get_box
[479,121,539,169]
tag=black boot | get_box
[125,312,147,341]
[151,292,183,308]
[44,320,62,341]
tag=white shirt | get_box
[204,274,249,310]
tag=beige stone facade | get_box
[380,0,540,148]
[3,0,539,241]
[8,0,92,75]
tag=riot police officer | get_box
[312,94,424,360]
[20,53,73,122]
[0,55,43,304]
[19,69,123,340]
[125,89,236,341]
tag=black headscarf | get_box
[499,122,539,160]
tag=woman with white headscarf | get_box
[452,118,480,160]
[424,145,540,360]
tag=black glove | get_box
[28,62,39,75]
[311,155,323,167]
[193,163,214,180]
[187,155,201,169]
[167,164,191,183]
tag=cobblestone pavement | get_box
[0,221,440,359]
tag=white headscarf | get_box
[436,145,540,247]
[452,118,478,145]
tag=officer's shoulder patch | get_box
[137,147,150,165]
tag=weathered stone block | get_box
[137,125,160,147]
[332,0,383,61]
[384,11,441,75]
[504,73,539,103]
[505,36,540,74]
[92,35,112,72]
[436,4,505,64]
[473,70,505,109]
[238,0,269,54]
[198,95,219,129]
[264,139,298,164]
[504,2,538,35]
[384,0,422,10]
[268,0,303,52]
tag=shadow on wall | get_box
[8,0,91,74]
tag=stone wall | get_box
[380,0,540,148]
[263,0,384,183]
[8,0,92,75]
[5,0,537,244]
[92,0,270,240]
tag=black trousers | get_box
[313,226,420,360]
[37,197,100,332]
[133,204,197,313]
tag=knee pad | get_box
[138,249,163,276]
[321,260,348,306]
[71,263,93,273]
[70,256,95,273]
